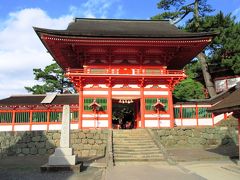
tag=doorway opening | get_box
[112,98,140,129]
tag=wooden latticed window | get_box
[15,112,30,123]
[84,98,107,111]
[198,107,212,118]
[182,107,196,118]
[145,98,168,111]
[32,112,47,123]
[71,111,78,122]
[174,108,181,118]
[50,112,62,122]
[0,112,12,123]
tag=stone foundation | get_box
[151,126,238,148]
[0,130,108,159]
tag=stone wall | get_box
[151,126,238,148]
[0,130,108,159]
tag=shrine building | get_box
[0,18,226,131]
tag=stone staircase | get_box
[113,129,165,163]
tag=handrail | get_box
[66,68,184,76]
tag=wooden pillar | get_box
[140,85,145,128]
[168,90,175,128]
[78,83,83,129]
[238,118,240,165]
[196,103,199,127]
[47,110,50,131]
[12,110,16,131]
[29,110,33,131]
[107,84,112,129]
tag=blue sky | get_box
[0,0,239,99]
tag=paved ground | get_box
[104,145,240,180]
[105,162,206,180]
[0,156,104,180]
[0,145,239,180]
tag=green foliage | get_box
[152,0,213,25]
[173,78,205,100]
[25,62,75,94]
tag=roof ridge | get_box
[74,18,170,22]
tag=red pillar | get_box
[12,110,16,131]
[107,84,112,129]
[168,90,174,128]
[29,110,33,131]
[238,118,240,164]
[78,85,83,129]
[140,85,145,128]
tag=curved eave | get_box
[33,27,218,39]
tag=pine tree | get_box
[25,62,75,94]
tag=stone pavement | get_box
[104,162,206,180]
[0,155,104,180]
[103,145,240,180]
[0,146,239,180]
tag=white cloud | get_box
[232,7,240,22]
[0,1,124,99]
[0,8,73,99]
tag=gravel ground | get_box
[0,156,104,180]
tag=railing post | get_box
[12,110,15,131]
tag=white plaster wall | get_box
[144,91,168,95]
[14,125,30,131]
[31,125,47,131]
[82,120,95,127]
[97,120,108,127]
[160,120,170,127]
[83,91,108,95]
[198,118,213,126]
[49,124,62,130]
[82,114,108,118]
[145,120,158,127]
[70,124,78,130]
[145,114,170,118]
[182,119,197,126]
[112,91,140,95]
[0,125,12,131]
[214,114,224,124]
[175,119,182,126]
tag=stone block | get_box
[48,154,76,166]
[36,142,45,148]
[88,139,95,145]
[96,140,103,144]
[32,136,41,142]
[83,144,92,150]
[38,148,47,155]
[53,133,60,140]
[30,147,38,155]
[54,148,73,156]
[86,133,93,138]
[82,139,88,144]
[81,150,89,157]
[89,149,97,156]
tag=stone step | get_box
[113,135,149,137]
[113,141,156,145]
[114,157,165,162]
[113,150,162,154]
[114,152,163,157]
[113,144,158,148]
[114,154,164,159]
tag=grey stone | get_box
[32,136,41,142]
[36,142,45,148]
[30,147,38,155]
[38,148,47,155]
[22,148,30,154]
[53,133,60,140]
[88,139,95,145]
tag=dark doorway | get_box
[112,99,139,129]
